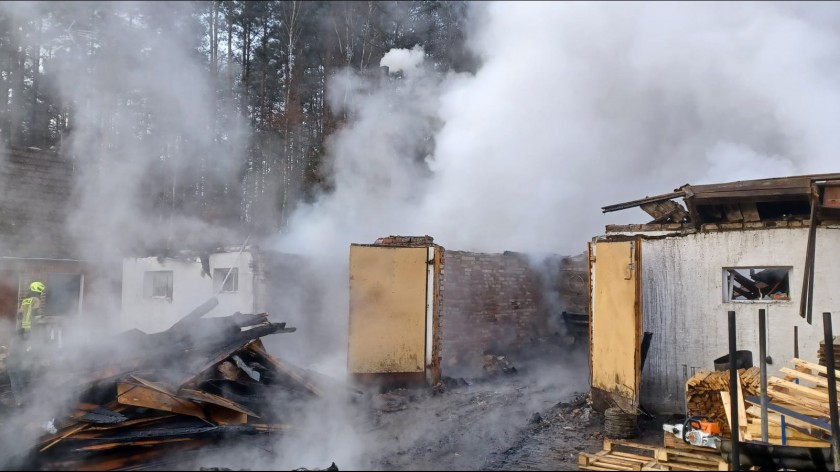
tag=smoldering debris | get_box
[482,354,518,376]
[0,302,339,471]
[292,462,340,471]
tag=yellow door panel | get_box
[348,245,428,373]
[590,239,641,411]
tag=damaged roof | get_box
[603,172,840,228]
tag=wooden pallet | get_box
[579,439,727,471]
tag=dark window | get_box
[44,273,83,316]
[724,267,791,302]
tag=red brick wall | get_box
[440,251,587,377]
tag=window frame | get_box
[143,270,173,300]
[213,268,239,293]
[722,266,792,303]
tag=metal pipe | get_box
[729,310,740,471]
[759,308,768,443]
[822,312,840,471]
[794,326,799,359]
[781,415,787,446]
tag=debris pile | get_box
[5,303,322,470]
[482,354,517,376]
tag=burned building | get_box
[0,147,96,346]
[589,173,840,414]
[346,236,587,386]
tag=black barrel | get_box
[714,350,753,371]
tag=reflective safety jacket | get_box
[19,297,40,331]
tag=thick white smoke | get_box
[380,44,426,77]
[277,2,840,258]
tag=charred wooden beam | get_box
[602,191,686,213]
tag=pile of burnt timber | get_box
[12,298,320,471]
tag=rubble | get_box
[1,301,328,471]
[292,463,339,471]
[482,354,517,376]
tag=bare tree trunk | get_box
[241,20,251,121]
[279,0,304,224]
[10,44,26,147]
[258,16,268,129]
[226,2,234,110]
[30,17,42,147]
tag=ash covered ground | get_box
[0,341,615,471]
[351,344,603,471]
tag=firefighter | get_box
[7,281,45,406]
[17,281,45,340]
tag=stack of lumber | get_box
[818,337,840,369]
[685,367,760,435]
[4,301,330,471]
[578,439,727,471]
[740,357,835,447]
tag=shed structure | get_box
[590,173,840,414]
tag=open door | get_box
[348,244,438,384]
[589,238,642,413]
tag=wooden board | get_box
[719,391,744,441]
[735,371,747,427]
[580,439,726,472]
[179,388,260,417]
[347,245,428,374]
[590,239,642,412]
[116,383,205,419]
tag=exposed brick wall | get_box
[373,235,435,247]
[349,236,588,380]
[0,147,76,258]
[441,250,587,377]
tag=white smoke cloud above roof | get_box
[278,1,840,256]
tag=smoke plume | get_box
[278,2,840,258]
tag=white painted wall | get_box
[120,250,257,333]
[628,227,840,413]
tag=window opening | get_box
[724,267,790,302]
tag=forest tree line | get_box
[0,1,474,237]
